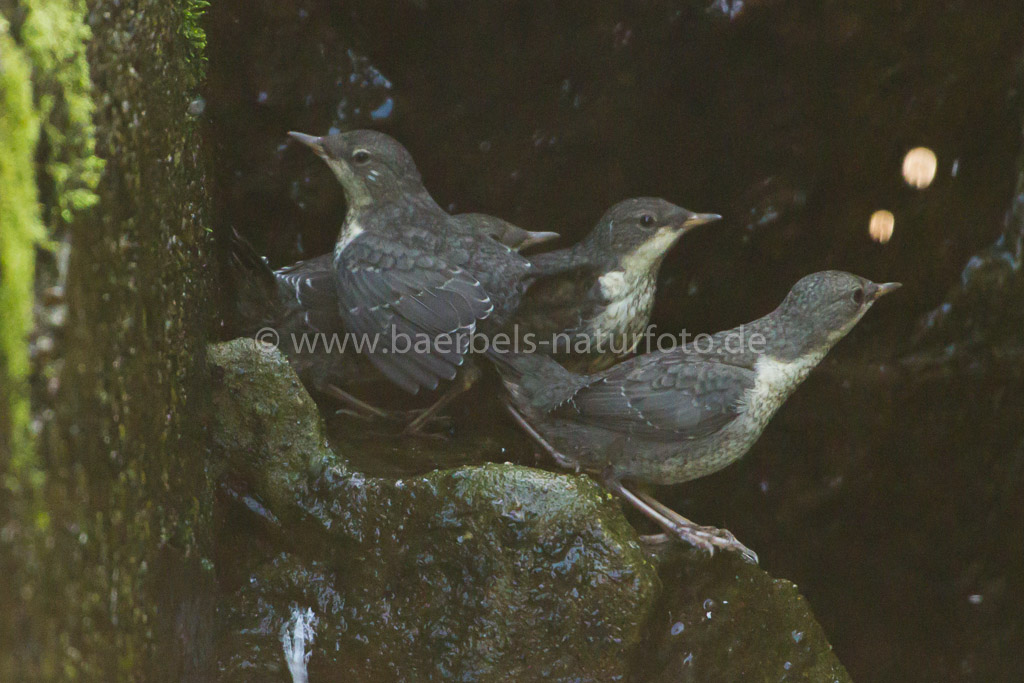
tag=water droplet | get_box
[370,97,394,121]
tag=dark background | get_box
[206,1,1024,680]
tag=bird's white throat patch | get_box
[589,228,682,342]
[325,158,373,209]
[598,270,630,299]
[335,219,365,255]
[590,268,651,347]
[621,226,683,274]
[743,353,825,423]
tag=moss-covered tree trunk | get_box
[0,0,214,679]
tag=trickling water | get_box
[206,1,1024,680]
[281,606,317,683]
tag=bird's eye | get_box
[352,150,371,164]
[640,214,655,227]
[852,287,865,304]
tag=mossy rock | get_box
[209,340,659,681]
[208,339,849,681]
[638,547,851,682]
[1,0,214,679]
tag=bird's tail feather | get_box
[526,244,589,278]
[226,229,282,335]
[485,348,589,412]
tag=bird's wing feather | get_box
[558,354,756,440]
[515,265,604,338]
[276,253,337,311]
[336,234,493,393]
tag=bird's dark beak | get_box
[288,131,325,156]
[517,230,561,250]
[676,212,722,232]
[867,281,901,302]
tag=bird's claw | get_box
[646,524,758,564]
[550,451,579,471]
[677,523,759,564]
[333,405,453,438]
[400,425,450,440]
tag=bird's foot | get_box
[399,409,453,439]
[400,366,480,437]
[606,481,759,564]
[647,525,758,564]
[334,406,452,436]
[323,384,391,420]
[323,384,452,437]
[546,449,579,471]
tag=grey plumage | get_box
[493,271,900,560]
[234,129,563,401]
[514,198,720,371]
[299,130,542,394]
[228,233,376,396]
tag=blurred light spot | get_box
[968,594,983,605]
[370,97,394,121]
[902,147,937,189]
[869,210,895,244]
[671,621,685,636]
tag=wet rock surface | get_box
[2,0,1021,679]
[211,340,658,681]
[202,2,1024,679]
[2,0,214,679]
[209,339,848,681]
[640,548,851,682]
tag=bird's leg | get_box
[634,490,758,564]
[599,473,758,564]
[322,384,450,436]
[401,364,482,437]
[321,383,391,420]
[504,403,580,471]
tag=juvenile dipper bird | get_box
[287,129,564,403]
[228,214,559,420]
[491,271,900,562]
[514,198,720,371]
[458,213,559,252]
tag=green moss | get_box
[18,0,103,223]
[1,0,104,493]
[210,339,852,680]
[210,340,661,681]
[639,548,852,681]
[0,20,44,487]
[182,0,209,71]
[2,0,215,679]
